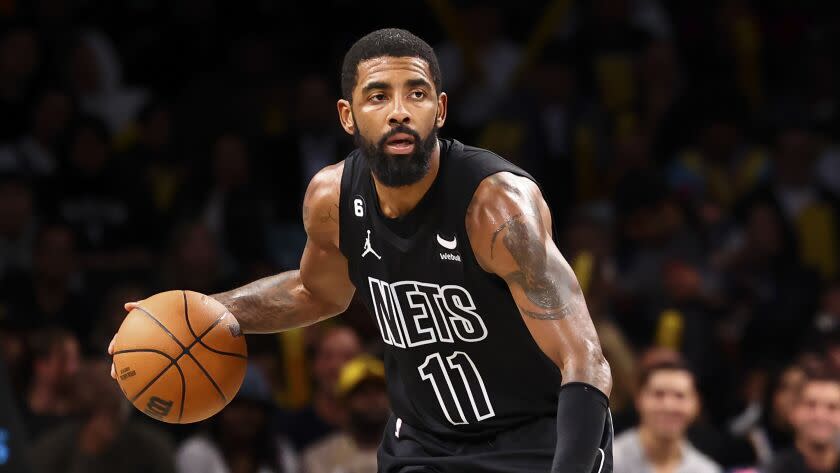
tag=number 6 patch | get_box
[353,195,365,218]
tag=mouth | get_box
[384,132,416,154]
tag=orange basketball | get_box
[112,290,248,424]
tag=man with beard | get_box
[303,355,390,473]
[110,28,613,472]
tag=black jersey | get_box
[338,138,561,439]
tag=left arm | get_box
[466,172,612,472]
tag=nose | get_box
[387,97,411,126]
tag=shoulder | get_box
[684,442,723,473]
[176,434,219,457]
[302,432,349,467]
[766,448,802,472]
[612,429,641,457]
[303,161,345,246]
[465,172,551,270]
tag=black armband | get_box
[552,382,610,473]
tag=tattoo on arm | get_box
[494,213,584,320]
[212,271,322,334]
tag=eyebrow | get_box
[361,81,390,94]
[361,78,433,95]
[406,78,433,90]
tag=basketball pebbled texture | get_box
[113,290,247,423]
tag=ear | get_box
[337,99,355,135]
[436,92,448,128]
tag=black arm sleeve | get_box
[551,382,610,473]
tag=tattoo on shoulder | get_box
[497,213,583,320]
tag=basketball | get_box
[112,290,248,424]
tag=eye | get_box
[369,93,386,103]
[410,90,426,99]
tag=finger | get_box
[123,301,140,312]
[110,363,116,380]
[107,336,115,355]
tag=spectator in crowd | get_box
[21,328,80,440]
[177,364,294,473]
[45,116,154,278]
[0,354,32,473]
[302,355,389,473]
[287,325,362,451]
[0,24,41,142]
[0,223,92,337]
[727,362,805,467]
[766,369,840,473]
[30,359,176,473]
[159,221,228,295]
[118,99,182,232]
[0,172,36,278]
[179,131,268,274]
[614,359,722,473]
[65,29,147,134]
[0,86,73,179]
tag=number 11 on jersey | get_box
[418,351,496,425]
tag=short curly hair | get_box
[341,28,442,101]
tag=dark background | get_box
[2,0,840,472]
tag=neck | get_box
[797,437,840,472]
[372,141,440,218]
[638,426,683,466]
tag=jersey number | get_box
[354,198,364,217]
[418,351,495,425]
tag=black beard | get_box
[355,125,438,187]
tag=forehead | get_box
[645,370,695,391]
[355,56,433,88]
[802,381,840,401]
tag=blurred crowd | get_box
[2,1,840,472]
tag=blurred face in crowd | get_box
[0,28,40,82]
[140,105,171,150]
[70,124,109,174]
[312,327,362,392]
[0,179,33,237]
[34,226,77,282]
[345,379,390,437]
[32,90,72,142]
[213,133,250,190]
[745,204,784,258]
[791,380,840,447]
[338,56,447,187]
[220,399,266,442]
[773,366,806,427]
[296,75,335,130]
[637,369,699,441]
[69,42,100,94]
[775,128,816,186]
[34,335,80,394]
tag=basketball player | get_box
[111,28,613,472]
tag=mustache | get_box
[378,126,421,147]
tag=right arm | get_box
[211,162,355,333]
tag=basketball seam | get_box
[181,290,229,403]
[130,363,174,403]
[113,348,176,361]
[134,305,186,349]
[125,307,187,421]
[182,290,247,359]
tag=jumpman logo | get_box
[362,230,381,260]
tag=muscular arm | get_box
[467,173,612,473]
[212,162,355,334]
[466,173,611,393]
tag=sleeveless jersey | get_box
[338,138,561,439]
